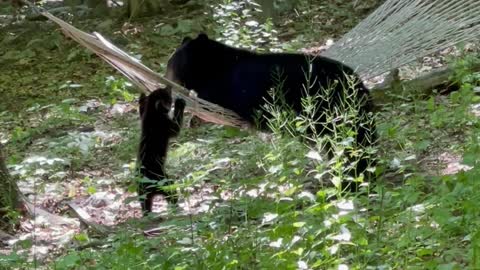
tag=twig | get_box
[143,225,176,236]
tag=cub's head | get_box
[139,87,172,119]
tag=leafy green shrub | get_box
[105,76,136,104]
[211,0,280,51]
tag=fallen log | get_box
[370,61,480,103]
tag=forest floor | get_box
[1,1,480,269]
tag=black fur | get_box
[137,88,185,214]
[166,34,376,192]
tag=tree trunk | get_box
[0,144,20,230]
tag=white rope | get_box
[324,0,480,79]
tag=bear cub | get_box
[166,33,376,192]
[137,87,185,214]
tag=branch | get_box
[22,199,77,226]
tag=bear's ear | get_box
[181,36,192,44]
[197,33,209,41]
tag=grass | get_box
[4,63,480,269]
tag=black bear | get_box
[166,33,376,191]
[137,87,185,214]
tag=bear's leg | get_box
[144,192,155,214]
[138,180,157,215]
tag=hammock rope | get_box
[39,11,248,127]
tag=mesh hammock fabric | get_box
[323,0,480,79]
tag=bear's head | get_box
[166,33,216,88]
[139,88,172,119]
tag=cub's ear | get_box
[197,33,209,41]
[182,36,192,44]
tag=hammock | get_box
[26,0,480,127]
[40,11,248,127]
[324,0,480,79]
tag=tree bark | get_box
[0,144,20,230]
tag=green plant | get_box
[212,0,281,51]
[105,76,136,104]
[260,64,376,192]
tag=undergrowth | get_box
[22,66,478,269]
[3,57,476,269]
